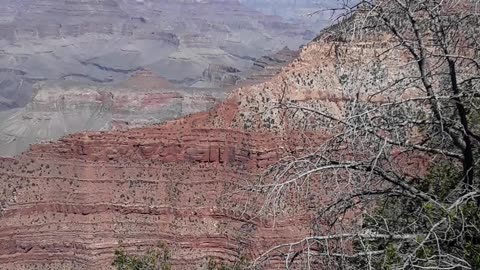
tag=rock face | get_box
[0,115,325,270]
[0,19,424,269]
[0,0,319,109]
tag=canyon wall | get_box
[0,113,329,269]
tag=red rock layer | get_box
[0,100,332,269]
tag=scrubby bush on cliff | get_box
[112,242,171,270]
[206,256,250,270]
[251,0,480,269]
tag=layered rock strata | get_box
[0,113,329,269]
[0,24,428,269]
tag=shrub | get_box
[112,242,171,270]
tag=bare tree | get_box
[250,1,480,269]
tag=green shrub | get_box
[206,256,249,270]
[112,242,171,270]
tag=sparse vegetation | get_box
[112,242,172,270]
[206,256,250,270]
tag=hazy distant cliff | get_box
[239,0,335,28]
[0,0,317,110]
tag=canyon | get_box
[0,0,325,110]
[0,1,345,268]
[0,14,430,269]
[0,0,320,157]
